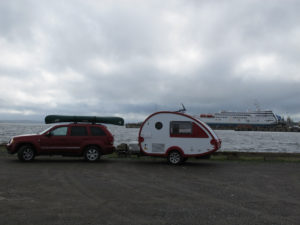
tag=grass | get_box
[210,153,300,163]
[0,145,6,153]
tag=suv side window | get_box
[51,127,68,136]
[70,126,88,136]
[90,127,106,136]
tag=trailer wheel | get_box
[167,150,183,165]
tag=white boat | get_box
[195,110,280,127]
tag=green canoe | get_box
[45,115,124,126]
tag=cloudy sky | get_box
[0,0,300,122]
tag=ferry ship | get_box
[195,110,280,127]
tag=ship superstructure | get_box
[195,110,279,127]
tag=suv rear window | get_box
[70,126,88,136]
[90,127,106,136]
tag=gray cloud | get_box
[0,0,300,122]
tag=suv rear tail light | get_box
[108,135,114,145]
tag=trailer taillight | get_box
[211,139,221,149]
[210,139,218,148]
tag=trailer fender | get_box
[166,146,185,157]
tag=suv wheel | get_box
[84,146,100,162]
[18,145,35,162]
[167,150,183,165]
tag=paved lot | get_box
[0,153,300,225]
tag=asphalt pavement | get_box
[0,153,300,225]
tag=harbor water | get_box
[0,123,299,153]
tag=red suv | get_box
[6,123,115,162]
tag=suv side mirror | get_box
[46,132,52,137]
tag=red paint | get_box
[166,146,185,156]
[6,123,115,157]
[138,136,144,142]
[193,122,209,138]
[200,114,214,118]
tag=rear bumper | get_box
[102,146,115,155]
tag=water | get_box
[214,130,300,153]
[1,123,299,153]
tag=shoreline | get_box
[1,145,300,162]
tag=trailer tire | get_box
[167,150,183,165]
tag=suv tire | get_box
[84,146,101,162]
[18,145,35,162]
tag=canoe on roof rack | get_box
[45,115,124,126]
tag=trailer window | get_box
[170,121,209,138]
[170,121,192,135]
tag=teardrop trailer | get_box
[138,111,222,165]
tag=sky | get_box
[0,0,300,122]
